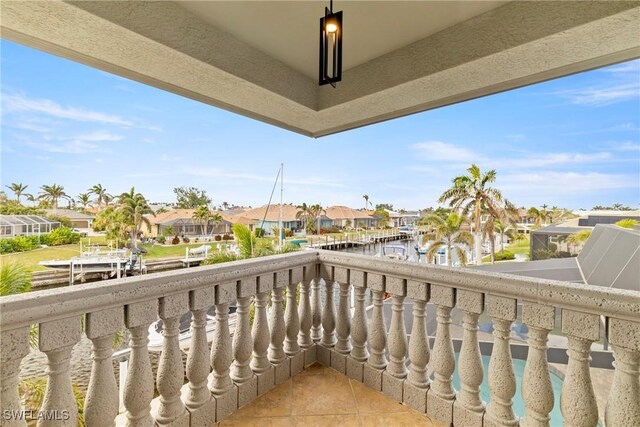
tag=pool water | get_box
[450,354,565,426]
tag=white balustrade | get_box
[350,286,369,362]
[407,299,429,388]
[298,280,313,348]
[0,328,30,427]
[386,295,407,378]
[311,278,322,342]
[284,282,300,355]
[321,280,337,347]
[367,290,387,369]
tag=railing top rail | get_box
[318,250,640,322]
[0,251,319,331]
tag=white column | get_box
[1,328,30,427]
[321,280,337,347]
[335,282,352,354]
[431,305,455,402]
[85,308,123,427]
[156,296,188,425]
[605,318,640,427]
[522,302,555,427]
[38,318,81,427]
[284,283,300,355]
[350,286,369,362]
[298,280,313,349]
[231,296,253,383]
[367,290,387,369]
[209,303,233,395]
[251,292,271,372]
[387,295,408,378]
[123,301,156,427]
[407,299,429,388]
[185,308,211,410]
[311,278,322,342]
[486,296,518,427]
[269,287,287,363]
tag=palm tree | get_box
[422,213,474,266]
[363,195,370,210]
[5,183,28,204]
[438,164,503,265]
[77,193,91,210]
[117,187,155,248]
[527,206,549,228]
[193,205,212,236]
[38,184,69,213]
[89,184,110,210]
[25,194,37,207]
[309,204,326,235]
[222,201,230,211]
[209,212,223,238]
[296,203,311,232]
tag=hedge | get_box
[0,228,81,254]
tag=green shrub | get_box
[615,219,638,229]
[172,236,180,245]
[156,235,166,244]
[494,250,515,261]
[254,228,265,238]
[532,249,552,260]
[222,234,232,241]
[183,237,190,243]
[11,236,35,252]
[0,239,14,254]
[547,242,558,253]
[552,251,573,258]
[0,262,32,296]
[48,227,80,245]
[46,214,72,228]
[201,252,239,265]
[215,235,222,241]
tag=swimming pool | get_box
[450,354,564,426]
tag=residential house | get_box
[44,208,95,229]
[324,205,374,229]
[0,215,60,238]
[147,209,233,237]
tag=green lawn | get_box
[1,238,225,272]
[481,235,530,263]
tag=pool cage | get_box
[0,215,61,238]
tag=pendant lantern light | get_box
[319,0,343,87]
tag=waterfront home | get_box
[0,215,60,238]
[324,205,375,229]
[147,209,233,238]
[44,208,95,230]
[1,2,638,426]
[236,204,302,234]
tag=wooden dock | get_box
[306,229,422,251]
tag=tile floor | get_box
[215,363,444,426]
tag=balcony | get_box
[1,250,638,426]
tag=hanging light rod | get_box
[319,0,343,87]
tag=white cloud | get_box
[411,141,477,162]
[565,83,640,107]
[23,139,102,154]
[614,141,640,152]
[2,93,134,126]
[604,60,640,74]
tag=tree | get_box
[375,203,393,211]
[88,184,110,210]
[296,203,311,232]
[5,183,28,204]
[309,204,325,235]
[222,201,230,211]
[77,193,91,210]
[438,164,503,265]
[39,184,69,213]
[567,230,592,254]
[193,205,212,236]
[174,186,211,209]
[372,207,390,228]
[421,213,474,266]
[363,195,370,210]
[117,187,155,248]
[527,206,550,227]
[209,212,223,237]
[25,194,37,207]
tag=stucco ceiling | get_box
[177,1,508,80]
[2,1,639,137]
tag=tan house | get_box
[147,209,232,237]
[324,206,374,229]
[235,204,301,235]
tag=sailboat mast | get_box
[279,163,284,248]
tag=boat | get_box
[398,225,416,235]
[379,244,408,260]
[147,305,238,352]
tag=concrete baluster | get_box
[185,288,216,424]
[210,302,233,395]
[485,295,518,427]
[156,294,189,426]
[320,280,336,348]
[269,287,286,363]
[560,310,600,427]
[403,280,430,413]
[605,319,640,427]
[427,285,456,426]
[521,302,555,427]
[123,301,157,427]
[298,279,313,349]
[251,292,271,373]
[311,278,322,342]
[363,274,388,391]
[231,296,254,383]
[85,308,123,427]
[382,276,408,402]
[453,290,485,426]
[38,317,81,427]
[335,282,352,354]
[1,328,30,427]
[284,282,300,355]
[346,270,368,383]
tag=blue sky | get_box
[1,39,639,210]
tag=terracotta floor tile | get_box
[292,372,357,415]
[349,379,411,414]
[293,414,360,427]
[235,379,293,418]
[358,412,435,427]
[218,416,294,427]
[296,363,343,377]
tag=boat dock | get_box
[306,228,423,251]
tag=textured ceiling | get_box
[177,1,508,80]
